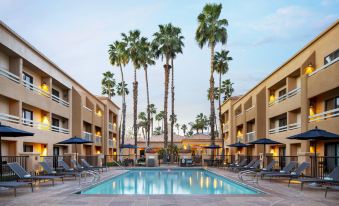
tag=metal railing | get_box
[309,156,339,178]
[308,57,339,77]
[245,131,255,143]
[50,125,70,134]
[1,156,28,181]
[309,108,339,123]
[21,118,70,134]
[108,139,114,147]
[269,123,301,134]
[51,94,70,107]
[269,87,301,107]
[245,106,254,112]
[95,136,101,144]
[266,155,298,170]
[108,122,113,130]
[83,106,93,112]
[40,155,72,169]
[23,81,50,97]
[82,131,93,141]
[0,113,20,124]
[0,67,20,83]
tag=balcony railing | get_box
[269,123,301,134]
[108,139,113,147]
[235,112,243,118]
[83,106,93,112]
[50,125,70,134]
[236,136,244,143]
[0,113,20,124]
[269,87,301,107]
[51,94,70,107]
[309,108,339,122]
[95,136,102,144]
[82,131,93,141]
[222,123,229,132]
[0,67,20,83]
[245,106,254,112]
[245,131,256,143]
[109,122,113,130]
[23,81,50,97]
[308,57,339,77]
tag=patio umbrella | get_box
[228,142,249,148]
[287,126,339,176]
[57,136,93,161]
[249,138,282,167]
[0,123,34,179]
[203,144,221,149]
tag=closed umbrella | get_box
[57,136,93,161]
[249,138,282,167]
[287,126,339,176]
[228,142,249,164]
[0,123,34,180]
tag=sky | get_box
[0,0,338,137]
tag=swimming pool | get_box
[81,169,260,195]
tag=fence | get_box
[1,156,28,181]
[309,156,339,178]
[40,155,72,169]
[266,156,298,170]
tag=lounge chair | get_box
[238,160,276,182]
[264,162,310,183]
[238,159,261,171]
[7,162,63,186]
[81,159,106,172]
[233,159,257,172]
[325,185,339,198]
[261,161,297,179]
[293,166,339,190]
[39,161,77,179]
[226,159,247,170]
[0,181,33,196]
[58,160,81,173]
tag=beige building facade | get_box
[0,21,120,157]
[221,20,339,158]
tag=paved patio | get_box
[0,167,338,206]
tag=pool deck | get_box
[0,167,338,206]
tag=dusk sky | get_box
[1,0,338,137]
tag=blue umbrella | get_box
[287,126,339,176]
[57,136,93,160]
[203,144,221,149]
[228,142,249,148]
[0,123,34,180]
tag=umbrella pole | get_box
[0,136,2,181]
[263,144,266,168]
[314,142,317,177]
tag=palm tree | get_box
[169,26,184,163]
[139,38,155,147]
[116,81,129,142]
[152,24,178,156]
[181,124,187,136]
[101,71,116,99]
[122,30,143,157]
[109,40,129,146]
[175,123,180,135]
[221,79,234,101]
[196,3,228,147]
[153,126,162,135]
[214,50,232,159]
[155,111,164,132]
[149,104,157,136]
[138,112,147,140]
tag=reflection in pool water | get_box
[81,169,259,195]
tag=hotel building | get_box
[0,21,120,157]
[221,20,339,158]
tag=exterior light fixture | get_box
[304,64,315,75]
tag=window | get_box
[325,96,339,111]
[278,88,286,97]
[324,49,339,65]
[278,118,287,127]
[52,88,60,97]
[23,72,33,90]
[23,145,33,152]
[22,109,33,126]
[52,118,60,127]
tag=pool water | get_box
[81,169,260,195]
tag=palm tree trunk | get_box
[219,70,224,160]
[164,59,170,162]
[210,44,216,158]
[170,58,175,163]
[144,67,151,148]
[119,66,126,147]
[133,68,138,159]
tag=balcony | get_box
[309,108,339,123]
[108,139,114,147]
[269,123,301,134]
[0,67,20,83]
[82,131,93,141]
[95,135,102,145]
[308,57,339,77]
[51,94,69,107]
[21,118,70,134]
[23,81,50,98]
[245,131,256,143]
[109,122,113,130]
[222,123,229,132]
[50,125,70,134]
[236,136,244,143]
[0,113,20,124]
[269,87,301,107]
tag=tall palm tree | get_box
[181,124,187,136]
[152,24,178,156]
[221,79,234,101]
[169,26,184,163]
[139,38,155,147]
[155,111,164,132]
[138,112,147,140]
[175,123,180,135]
[214,50,232,159]
[109,41,129,146]
[122,30,142,156]
[196,3,228,147]
[149,104,157,136]
[101,71,116,99]
[116,82,129,142]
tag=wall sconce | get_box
[304,64,315,75]
[41,82,49,92]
